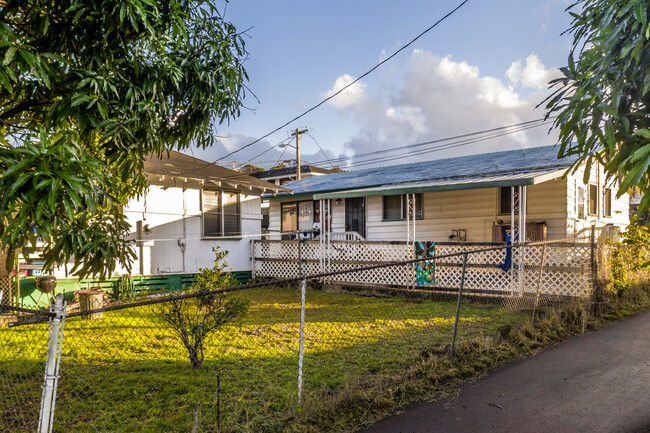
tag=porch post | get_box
[510,186,515,295]
[327,199,332,283]
[518,185,525,296]
[521,185,527,243]
[319,199,324,278]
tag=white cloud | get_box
[506,60,522,85]
[324,50,562,166]
[324,74,367,109]
[507,54,561,90]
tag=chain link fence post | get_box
[531,244,548,325]
[38,293,66,433]
[450,252,468,356]
[297,278,307,405]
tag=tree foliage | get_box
[159,247,249,369]
[545,0,650,212]
[0,0,248,277]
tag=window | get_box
[281,202,298,232]
[603,188,612,217]
[382,194,423,220]
[577,186,586,219]
[281,201,318,232]
[588,184,598,215]
[202,189,241,237]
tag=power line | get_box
[215,0,471,162]
[305,132,336,169]
[235,136,293,168]
[345,121,554,168]
[311,117,552,167]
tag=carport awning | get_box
[313,168,566,200]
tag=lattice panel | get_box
[252,240,593,299]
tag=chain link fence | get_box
[1,239,597,433]
[0,276,16,307]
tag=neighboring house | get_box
[247,164,338,234]
[116,151,290,275]
[267,145,629,243]
[249,165,338,186]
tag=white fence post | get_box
[38,293,66,433]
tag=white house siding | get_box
[364,180,568,242]
[121,185,261,275]
[565,164,629,237]
[267,168,629,243]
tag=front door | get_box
[345,197,366,238]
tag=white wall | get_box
[119,185,261,275]
[364,180,569,242]
[565,164,629,237]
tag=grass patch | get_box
[4,281,647,433]
[1,286,524,433]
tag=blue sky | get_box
[188,0,575,170]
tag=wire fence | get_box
[1,239,599,433]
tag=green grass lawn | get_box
[1,286,525,433]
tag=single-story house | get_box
[117,150,290,275]
[12,151,288,308]
[267,145,630,243]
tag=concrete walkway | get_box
[357,309,650,433]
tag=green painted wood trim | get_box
[313,177,540,200]
[19,271,252,308]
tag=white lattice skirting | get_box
[252,240,593,299]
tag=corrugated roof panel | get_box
[313,168,566,199]
[281,145,576,196]
[144,151,290,193]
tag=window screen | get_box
[202,189,240,237]
[589,184,598,215]
[603,188,612,217]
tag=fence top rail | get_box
[8,236,592,328]
[253,238,591,247]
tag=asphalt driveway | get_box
[357,309,650,433]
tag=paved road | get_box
[357,309,650,433]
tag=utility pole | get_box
[291,128,308,180]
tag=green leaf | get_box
[3,46,16,66]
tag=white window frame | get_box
[603,188,612,218]
[202,188,241,238]
[588,184,599,216]
[576,186,586,219]
[382,194,423,221]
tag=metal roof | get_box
[144,151,290,194]
[249,165,337,180]
[275,145,577,199]
[314,168,567,199]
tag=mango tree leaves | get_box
[0,0,248,277]
[545,0,650,211]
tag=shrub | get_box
[159,247,249,368]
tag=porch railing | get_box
[251,239,593,299]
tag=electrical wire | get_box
[214,0,471,162]
[310,117,553,167]
[344,121,554,168]
[234,136,293,169]
[305,132,336,169]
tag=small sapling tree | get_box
[159,247,249,368]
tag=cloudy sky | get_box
[187,0,575,170]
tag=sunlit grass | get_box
[1,287,525,433]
